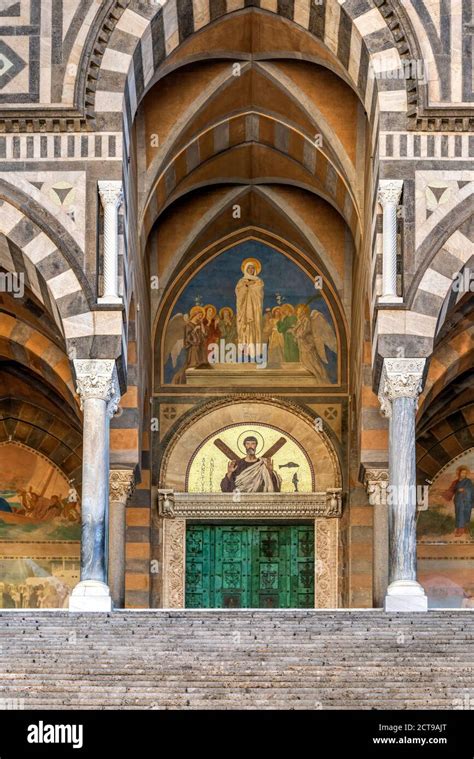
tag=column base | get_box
[384,580,428,612]
[69,580,113,612]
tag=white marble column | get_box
[377,180,403,303]
[108,470,135,608]
[69,359,120,611]
[378,358,427,611]
[363,468,389,608]
[98,180,123,304]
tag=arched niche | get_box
[156,237,344,390]
[160,397,342,493]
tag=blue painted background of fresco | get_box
[164,241,338,383]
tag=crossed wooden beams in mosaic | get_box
[213,436,287,463]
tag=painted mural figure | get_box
[162,242,339,385]
[171,305,209,383]
[65,484,80,522]
[203,304,220,350]
[235,259,264,355]
[443,466,474,536]
[268,306,285,365]
[220,435,282,493]
[0,442,81,609]
[277,303,299,362]
[290,304,332,384]
[219,307,237,344]
[262,307,273,347]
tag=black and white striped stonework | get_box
[0,192,122,362]
[93,0,407,172]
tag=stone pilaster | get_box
[69,359,120,611]
[378,358,427,611]
[314,518,339,608]
[98,180,123,304]
[377,180,403,303]
[108,469,135,608]
[162,517,186,609]
[362,467,389,608]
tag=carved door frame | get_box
[161,514,339,609]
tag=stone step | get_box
[1,610,473,709]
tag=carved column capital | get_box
[377,179,403,207]
[98,180,123,209]
[378,358,426,418]
[109,470,135,503]
[74,359,120,415]
[363,467,389,506]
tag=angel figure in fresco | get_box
[219,307,237,345]
[289,304,337,383]
[164,311,189,377]
[235,258,264,355]
[165,306,209,383]
[442,466,474,537]
[183,306,208,368]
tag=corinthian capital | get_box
[377,179,403,207]
[362,467,389,506]
[98,180,123,209]
[74,359,120,411]
[378,358,426,417]
[109,470,135,503]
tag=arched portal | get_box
[121,0,378,611]
[157,397,342,609]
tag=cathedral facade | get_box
[0,0,472,615]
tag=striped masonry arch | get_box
[0,191,124,362]
[91,0,409,199]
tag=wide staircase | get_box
[0,610,473,709]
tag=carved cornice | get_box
[0,1,129,133]
[109,469,135,502]
[157,490,343,520]
[378,358,426,418]
[0,0,471,133]
[375,0,474,132]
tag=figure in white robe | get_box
[235,260,264,355]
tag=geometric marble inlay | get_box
[0,39,25,89]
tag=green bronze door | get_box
[186,524,314,608]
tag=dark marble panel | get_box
[177,0,195,41]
